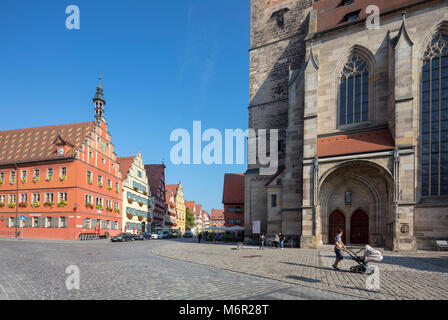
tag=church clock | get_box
[100,141,107,151]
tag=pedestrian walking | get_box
[332,229,346,271]
[274,233,280,249]
[198,233,202,243]
[279,233,285,249]
[260,234,265,250]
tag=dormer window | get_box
[343,10,361,22]
[338,0,354,6]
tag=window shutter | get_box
[55,217,59,228]
[65,217,68,228]
[6,218,8,228]
[25,217,29,228]
[83,218,86,228]
[37,217,40,228]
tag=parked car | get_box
[134,232,151,240]
[183,232,193,238]
[151,233,159,240]
[163,231,174,238]
[111,233,134,242]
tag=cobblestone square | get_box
[1,237,447,300]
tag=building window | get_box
[107,179,112,188]
[98,175,103,185]
[339,55,369,126]
[60,167,67,179]
[44,192,54,203]
[33,169,40,179]
[271,194,277,208]
[8,194,17,204]
[96,197,103,208]
[90,151,93,158]
[0,194,5,204]
[47,168,53,180]
[32,193,40,204]
[0,172,4,182]
[102,158,105,164]
[9,217,16,228]
[21,170,27,181]
[59,217,66,228]
[115,182,119,191]
[85,218,91,229]
[137,170,142,178]
[235,206,242,214]
[58,192,68,202]
[32,217,39,228]
[422,33,448,197]
[10,171,16,183]
[45,217,52,228]
[85,194,93,206]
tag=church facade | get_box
[245,0,448,251]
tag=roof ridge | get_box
[0,121,95,134]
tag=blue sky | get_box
[0,0,249,213]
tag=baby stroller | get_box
[345,245,383,274]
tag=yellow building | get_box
[166,182,185,234]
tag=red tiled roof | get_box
[222,173,244,204]
[314,0,424,33]
[166,184,179,196]
[117,156,135,179]
[317,129,395,158]
[194,203,202,216]
[185,201,195,213]
[0,122,95,166]
[211,209,224,220]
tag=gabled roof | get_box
[211,209,224,220]
[0,122,95,166]
[185,201,196,213]
[144,164,165,193]
[165,184,179,196]
[317,128,395,158]
[117,156,135,179]
[222,173,244,204]
[194,203,202,216]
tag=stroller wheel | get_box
[350,266,357,273]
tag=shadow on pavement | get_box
[286,275,321,283]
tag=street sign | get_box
[20,215,25,221]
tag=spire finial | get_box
[98,72,102,88]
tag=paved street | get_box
[153,240,448,300]
[0,237,354,300]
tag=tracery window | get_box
[339,55,369,126]
[421,33,448,197]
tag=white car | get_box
[151,232,163,240]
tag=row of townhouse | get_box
[0,80,167,240]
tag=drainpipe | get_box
[14,163,19,238]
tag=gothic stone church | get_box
[245,0,448,251]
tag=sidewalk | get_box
[152,242,448,300]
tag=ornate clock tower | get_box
[93,74,106,125]
[245,0,313,246]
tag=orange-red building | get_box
[222,173,244,228]
[210,209,224,228]
[0,79,123,240]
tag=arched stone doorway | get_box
[319,160,394,247]
[350,209,369,244]
[328,210,346,244]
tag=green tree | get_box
[185,207,195,230]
